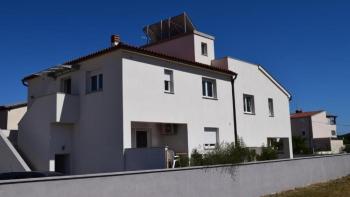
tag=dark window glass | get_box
[136,131,148,148]
[201,42,208,56]
[62,78,71,94]
[91,75,98,92]
[98,74,103,90]
[207,81,213,97]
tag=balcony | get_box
[55,93,80,123]
[27,93,80,124]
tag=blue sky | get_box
[0,0,349,133]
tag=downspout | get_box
[231,74,239,146]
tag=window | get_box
[61,78,72,94]
[243,94,255,114]
[331,130,336,136]
[201,42,208,56]
[268,98,274,117]
[164,69,174,93]
[203,127,219,150]
[327,116,336,125]
[202,78,217,99]
[87,71,103,93]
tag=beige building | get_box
[0,103,27,131]
[290,110,344,154]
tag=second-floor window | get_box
[164,69,174,93]
[331,130,336,136]
[61,78,72,94]
[202,78,217,99]
[201,42,208,56]
[328,116,336,125]
[87,71,103,93]
[268,98,274,117]
[243,94,255,114]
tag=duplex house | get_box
[18,13,293,174]
[291,110,344,154]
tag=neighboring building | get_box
[18,13,293,175]
[0,102,27,147]
[0,102,27,131]
[290,110,344,154]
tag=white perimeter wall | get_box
[227,58,292,154]
[1,154,350,197]
[122,51,235,153]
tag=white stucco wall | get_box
[225,58,292,157]
[121,51,235,153]
[20,51,124,174]
[193,33,215,65]
[311,112,336,138]
[145,32,215,65]
[144,34,195,62]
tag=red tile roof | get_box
[23,42,236,82]
[290,111,324,119]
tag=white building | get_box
[291,110,344,154]
[18,13,293,174]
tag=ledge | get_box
[0,153,349,185]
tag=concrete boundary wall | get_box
[0,132,30,173]
[0,154,349,197]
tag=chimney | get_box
[111,35,120,46]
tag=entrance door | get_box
[136,130,148,148]
[55,154,70,174]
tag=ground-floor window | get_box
[203,127,219,150]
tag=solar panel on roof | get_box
[142,12,196,44]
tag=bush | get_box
[190,149,204,166]
[256,146,278,161]
[344,144,350,153]
[177,155,190,167]
[190,139,256,166]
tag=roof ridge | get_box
[23,42,235,82]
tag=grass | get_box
[265,175,350,197]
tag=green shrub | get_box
[344,144,350,153]
[190,149,204,166]
[190,139,256,166]
[256,146,278,161]
[177,155,189,167]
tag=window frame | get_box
[61,77,72,94]
[243,94,255,115]
[164,69,174,94]
[268,98,274,117]
[202,77,217,99]
[203,127,219,150]
[331,130,336,136]
[87,71,103,94]
[201,42,208,56]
